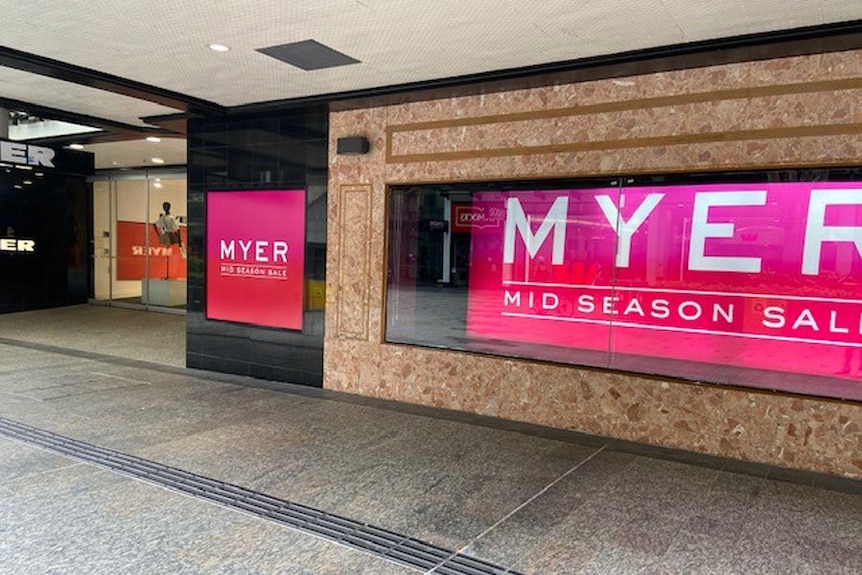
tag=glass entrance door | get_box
[91,172,187,312]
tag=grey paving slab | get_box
[0,341,89,365]
[0,437,81,484]
[467,457,862,575]
[467,450,636,564]
[0,355,88,375]
[0,358,263,453]
[642,531,856,575]
[0,450,420,575]
[357,420,602,548]
[0,304,185,367]
[123,393,602,553]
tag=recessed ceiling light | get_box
[146,136,161,143]
[68,144,84,150]
[209,43,230,52]
[23,180,32,185]
[151,157,165,164]
[153,182,163,189]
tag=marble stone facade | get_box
[325,46,862,477]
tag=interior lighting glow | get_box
[146,136,162,143]
[209,44,230,52]
[68,143,84,150]
[151,157,165,164]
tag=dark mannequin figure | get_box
[156,202,180,246]
[154,201,183,278]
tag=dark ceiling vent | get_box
[256,40,360,71]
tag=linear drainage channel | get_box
[0,417,522,575]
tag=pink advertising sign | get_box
[467,182,862,399]
[207,190,306,330]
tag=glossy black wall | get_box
[0,148,92,314]
[186,106,328,386]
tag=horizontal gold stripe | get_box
[384,158,862,187]
[388,122,862,164]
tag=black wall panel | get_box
[186,106,328,387]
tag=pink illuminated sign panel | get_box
[207,190,306,330]
[467,183,862,399]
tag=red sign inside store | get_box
[115,221,186,280]
[451,203,504,233]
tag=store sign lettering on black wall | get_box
[0,238,36,252]
[0,140,55,168]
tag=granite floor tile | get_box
[0,437,81,484]
[0,451,419,575]
[357,440,605,549]
[469,452,732,573]
[0,305,185,367]
[0,348,89,374]
[649,531,856,575]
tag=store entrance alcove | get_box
[92,172,188,314]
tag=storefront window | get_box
[386,169,862,401]
[92,173,187,310]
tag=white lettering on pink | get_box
[689,191,766,273]
[595,193,664,268]
[503,197,568,265]
[802,189,862,275]
[219,239,290,263]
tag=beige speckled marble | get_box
[326,46,862,478]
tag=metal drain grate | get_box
[0,417,523,575]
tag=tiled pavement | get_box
[0,306,861,574]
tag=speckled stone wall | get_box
[325,45,862,477]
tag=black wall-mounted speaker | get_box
[336,136,370,155]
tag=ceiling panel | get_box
[2,1,860,107]
[0,67,180,127]
[3,1,860,170]
[85,137,187,170]
[663,0,862,40]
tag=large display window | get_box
[386,169,862,401]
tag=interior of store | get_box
[92,173,187,311]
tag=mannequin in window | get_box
[155,202,181,247]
